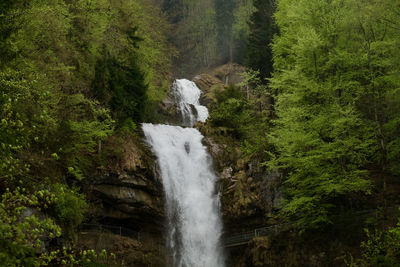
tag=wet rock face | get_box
[192,73,219,90]
[91,175,163,221]
[260,170,283,210]
[148,84,202,126]
[155,97,182,125]
[87,135,164,230]
[198,125,284,231]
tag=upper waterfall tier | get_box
[172,79,209,126]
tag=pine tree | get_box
[162,0,183,23]
[245,0,276,79]
[215,0,238,63]
[0,0,27,65]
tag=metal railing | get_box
[223,206,400,247]
[224,224,286,247]
[79,207,399,249]
[80,223,140,240]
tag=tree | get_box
[268,0,400,230]
[350,214,400,266]
[92,46,148,124]
[347,0,400,179]
[215,0,238,63]
[0,188,61,266]
[232,0,255,63]
[163,0,217,75]
[0,0,172,264]
[0,0,28,65]
[246,0,277,80]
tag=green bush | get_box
[350,215,400,266]
[0,188,61,266]
[120,118,137,133]
[52,184,88,241]
[210,98,247,128]
[214,84,245,104]
[210,85,247,133]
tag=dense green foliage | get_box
[0,188,61,266]
[92,45,148,124]
[0,188,115,266]
[210,85,250,135]
[209,71,272,159]
[349,216,400,266]
[0,0,173,188]
[52,184,88,241]
[207,3,400,257]
[1,0,400,265]
[205,0,400,264]
[269,0,400,230]
[0,0,173,265]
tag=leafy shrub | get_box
[210,98,247,128]
[214,84,245,104]
[0,188,61,266]
[52,184,88,241]
[349,215,400,266]
[120,118,137,133]
[210,85,248,135]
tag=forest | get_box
[0,0,399,266]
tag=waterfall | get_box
[171,79,209,127]
[142,79,225,267]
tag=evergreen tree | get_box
[232,0,255,63]
[215,0,238,63]
[0,0,27,65]
[246,0,276,79]
[162,0,184,23]
[92,28,148,124]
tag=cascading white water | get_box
[172,79,209,127]
[142,79,224,267]
[142,124,224,266]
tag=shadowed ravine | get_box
[142,79,225,267]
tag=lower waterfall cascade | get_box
[142,79,225,267]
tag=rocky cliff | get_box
[85,134,164,230]
[78,134,166,266]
